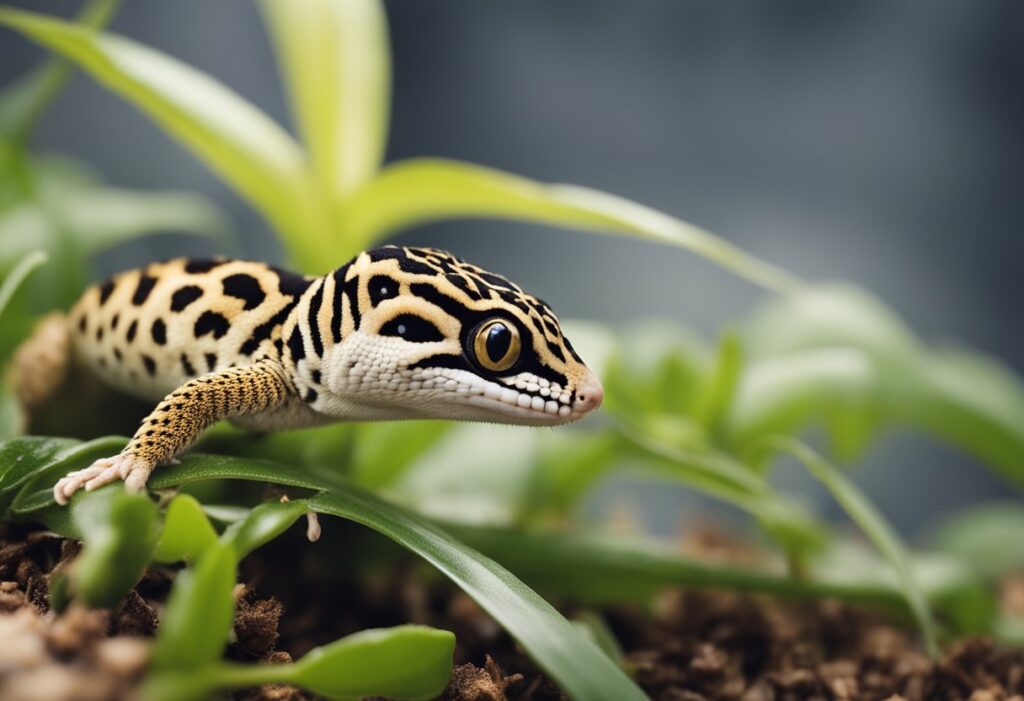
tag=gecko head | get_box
[320,246,602,426]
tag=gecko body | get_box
[12,246,603,504]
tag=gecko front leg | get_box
[54,361,292,505]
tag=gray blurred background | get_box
[1,1,1021,538]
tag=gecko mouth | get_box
[389,367,589,425]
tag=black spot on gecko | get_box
[239,299,298,355]
[307,280,325,357]
[287,326,306,362]
[311,369,321,384]
[96,326,104,341]
[331,263,350,343]
[171,285,203,312]
[194,311,229,339]
[142,354,156,376]
[180,353,196,377]
[98,279,116,305]
[114,348,122,362]
[151,318,167,345]
[223,273,265,310]
[368,274,399,307]
[205,353,217,371]
[132,275,157,305]
[78,315,87,333]
[304,387,318,403]
[126,320,138,342]
[270,266,313,297]
[184,258,226,274]
[111,313,119,330]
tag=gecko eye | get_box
[471,319,521,373]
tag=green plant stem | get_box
[762,437,939,657]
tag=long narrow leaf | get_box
[342,158,800,292]
[0,0,118,141]
[308,490,647,701]
[765,437,939,656]
[0,7,325,266]
[260,0,390,198]
[0,249,46,319]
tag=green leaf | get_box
[0,0,119,141]
[0,7,323,267]
[691,331,743,430]
[342,158,801,292]
[3,441,646,701]
[0,435,118,518]
[0,248,46,320]
[450,522,987,626]
[742,283,919,362]
[308,490,647,701]
[220,498,308,558]
[71,488,159,608]
[350,421,453,489]
[765,437,938,656]
[285,625,453,701]
[152,540,238,671]
[928,502,1024,581]
[260,0,390,198]
[902,348,1024,488]
[725,347,877,458]
[146,625,455,701]
[152,494,218,564]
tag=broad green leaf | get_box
[0,435,118,518]
[152,540,238,671]
[153,493,218,564]
[260,0,390,198]
[284,625,453,700]
[766,437,938,656]
[220,498,308,558]
[725,347,876,457]
[929,502,1024,580]
[901,348,1024,488]
[741,286,1024,486]
[342,158,801,292]
[0,7,324,267]
[742,283,919,362]
[71,487,159,608]
[146,625,455,701]
[0,248,46,319]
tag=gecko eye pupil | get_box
[397,323,406,335]
[472,319,521,373]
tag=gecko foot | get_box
[53,454,155,506]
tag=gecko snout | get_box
[573,371,604,414]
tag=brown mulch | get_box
[1,523,1023,701]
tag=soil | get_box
[1,521,1023,701]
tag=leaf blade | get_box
[0,7,322,265]
[260,0,390,198]
[343,158,800,292]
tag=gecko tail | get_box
[8,312,73,413]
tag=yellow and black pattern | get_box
[30,246,603,504]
